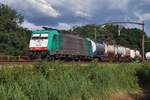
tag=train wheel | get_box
[47,56,52,61]
[47,55,55,61]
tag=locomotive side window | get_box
[40,37,48,39]
[32,37,40,40]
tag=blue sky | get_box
[1,0,150,35]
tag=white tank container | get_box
[116,46,126,57]
[104,44,108,55]
[125,48,130,57]
[135,50,141,58]
[146,52,150,60]
[115,46,118,56]
[130,49,136,59]
[107,45,115,57]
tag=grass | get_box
[0,61,150,100]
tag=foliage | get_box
[0,4,31,55]
[0,4,23,32]
[0,62,149,100]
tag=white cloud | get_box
[21,20,43,30]
[25,0,60,17]
[135,12,150,21]
[107,0,129,10]
[143,0,150,3]
[75,11,91,17]
[142,13,150,21]
[21,21,72,30]
[51,0,95,17]
[3,0,60,17]
[49,0,129,18]
[1,0,130,19]
[56,23,72,30]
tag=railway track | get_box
[0,56,32,64]
[0,55,142,65]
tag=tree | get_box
[0,4,31,55]
[0,4,24,32]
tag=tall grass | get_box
[0,61,149,100]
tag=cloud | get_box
[56,23,72,30]
[3,0,60,18]
[48,0,96,18]
[1,0,150,35]
[21,20,43,30]
[104,0,129,10]
[49,0,129,18]
[142,13,150,21]
[143,0,150,3]
[1,0,130,21]
[75,11,91,17]
[27,0,60,17]
[21,21,73,30]
[135,12,150,21]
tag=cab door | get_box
[52,34,60,51]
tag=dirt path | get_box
[110,89,150,100]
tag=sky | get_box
[0,0,150,35]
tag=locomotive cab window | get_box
[31,34,40,40]
[40,37,48,39]
[32,36,40,40]
[41,34,48,39]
